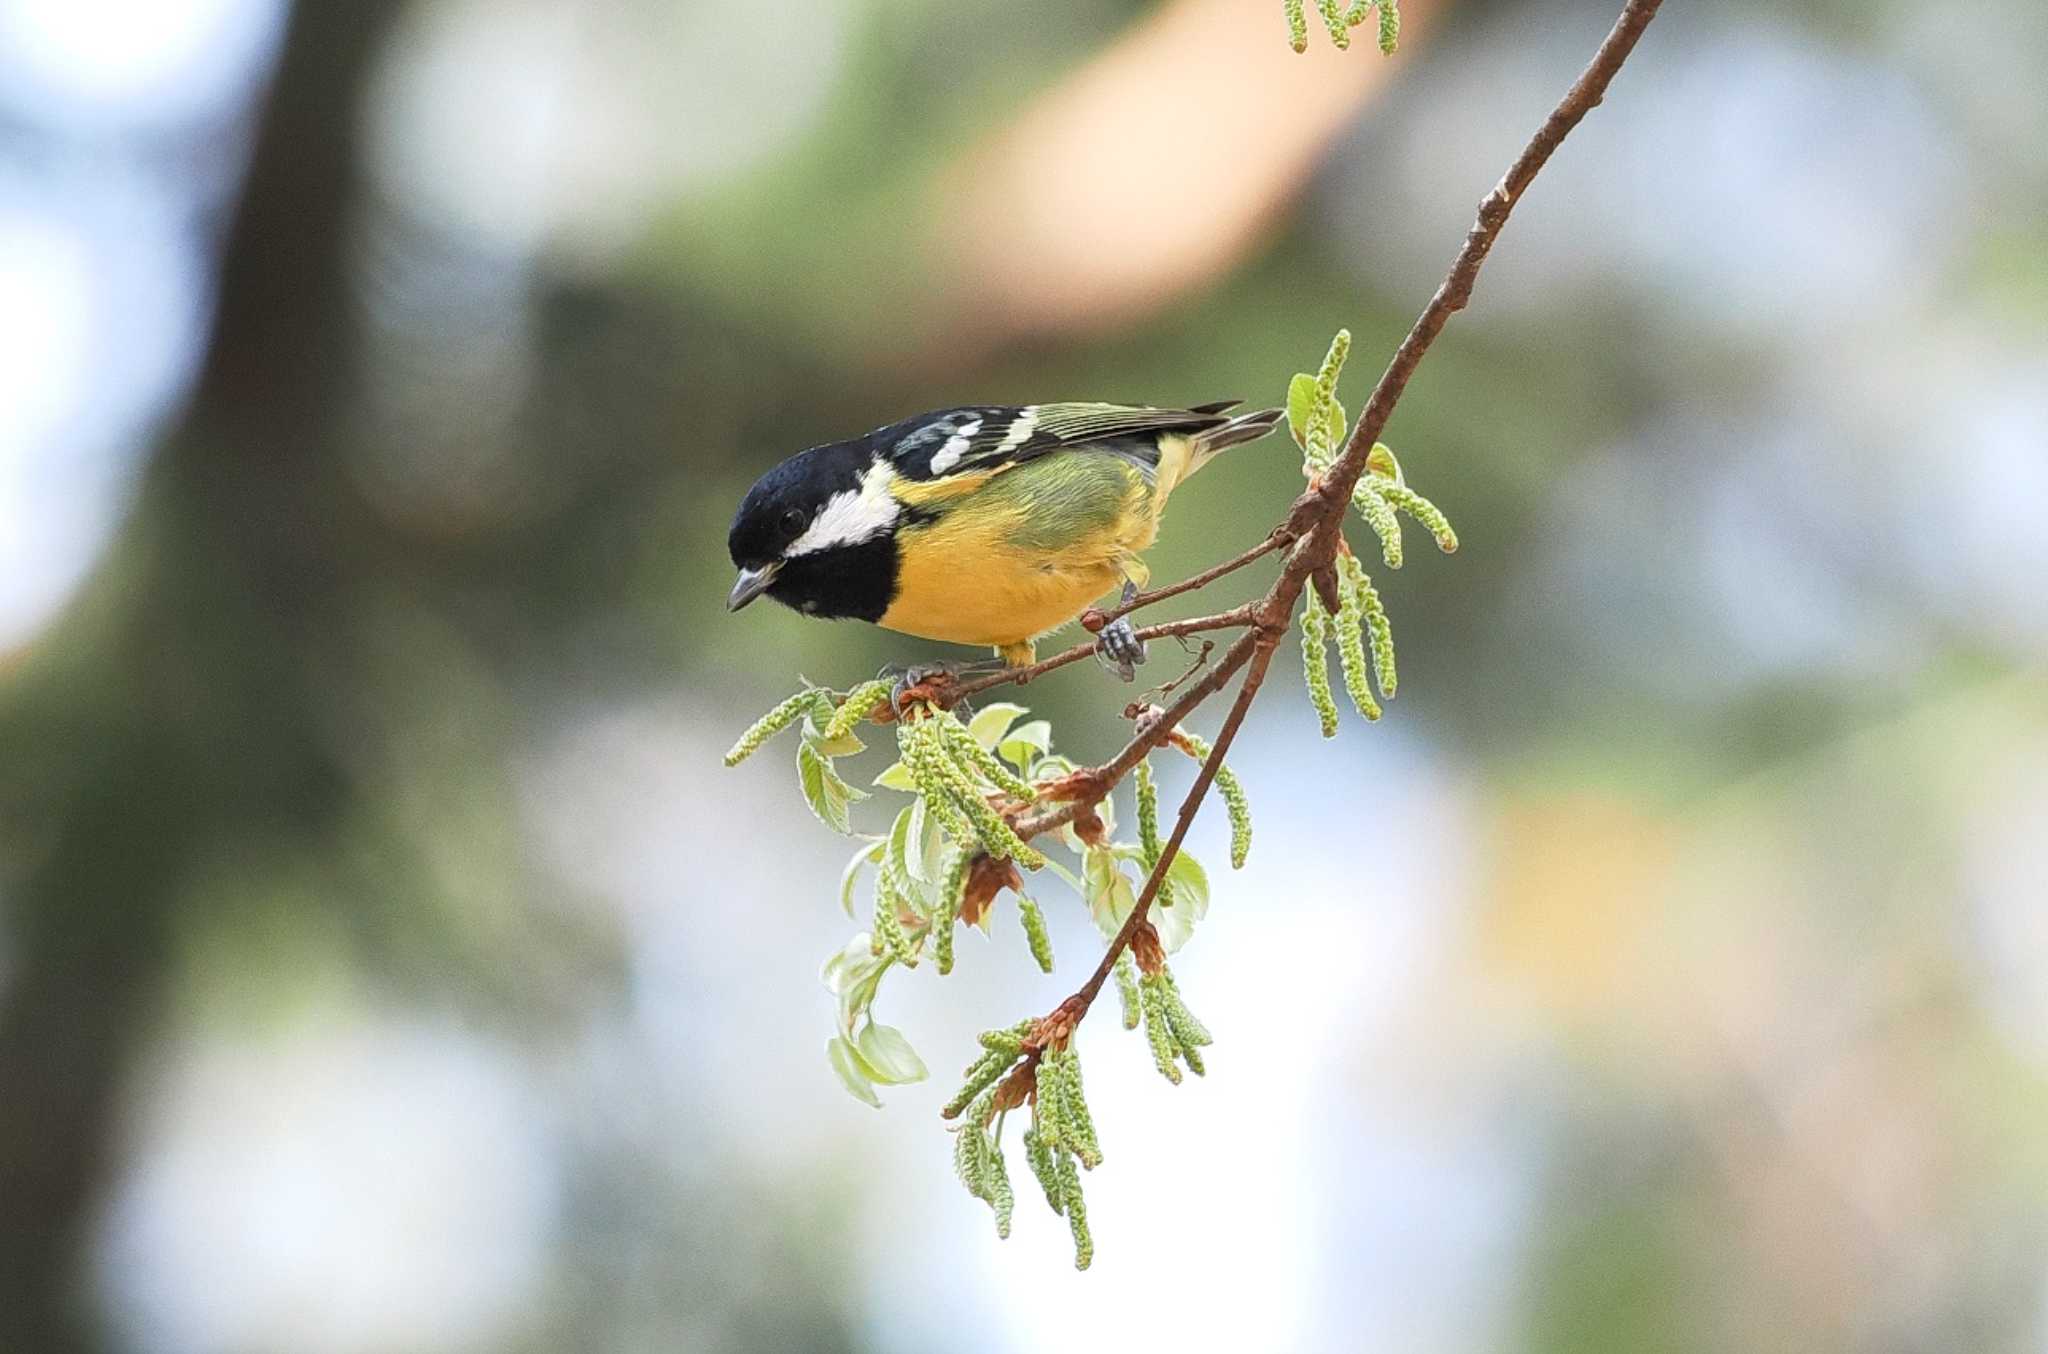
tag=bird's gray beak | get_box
[727,562,781,612]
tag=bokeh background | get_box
[3,0,2045,1349]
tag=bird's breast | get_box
[880,458,1158,647]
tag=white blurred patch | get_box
[0,0,281,130]
[0,177,203,650]
[98,1013,557,1354]
[1963,741,2048,1063]
[1336,13,1962,335]
[366,0,852,264]
[1896,358,2048,656]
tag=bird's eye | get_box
[780,508,807,535]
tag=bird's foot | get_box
[1095,583,1147,683]
[880,658,1004,714]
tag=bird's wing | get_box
[878,402,1241,484]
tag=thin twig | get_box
[1080,530,1292,631]
[949,606,1257,699]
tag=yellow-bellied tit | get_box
[726,401,1284,677]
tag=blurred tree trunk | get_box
[0,2,401,1347]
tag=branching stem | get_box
[1081,530,1293,630]
[950,606,1257,700]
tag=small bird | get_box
[726,401,1285,675]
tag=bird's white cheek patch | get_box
[786,462,900,556]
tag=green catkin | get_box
[976,1019,1034,1055]
[871,877,911,962]
[1037,1050,1095,1167]
[1378,481,1458,553]
[1285,0,1308,51]
[1159,973,1212,1077]
[1114,953,1142,1030]
[1058,1153,1094,1269]
[950,1088,1014,1235]
[1173,732,1252,868]
[871,820,915,961]
[917,721,1045,867]
[952,1118,982,1189]
[1304,332,1352,472]
[1353,481,1405,568]
[988,1139,1015,1238]
[950,768,1045,867]
[1334,557,1383,723]
[1378,0,1400,54]
[902,720,978,845]
[1024,1126,1064,1214]
[933,850,966,975]
[1342,0,1371,23]
[1135,759,1161,852]
[1052,1050,1102,1169]
[935,713,1038,803]
[823,679,892,742]
[1344,549,1398,699]
[1033,1054,1071,1143]
[1141,981,1183,1085]
[1017,896,1054,973]
[1316,330,1352,408]
[1218,765,1252,868]
[1161,973,1214,1049]
[1300,594,1340,738]
[909,720,1043,867]
[944,1050,1015,1119]
[1315,0,1350,47]
[722,690,813,766]
[1134,761,1175,909]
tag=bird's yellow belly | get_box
[878,452,1162,661]
[881,547,1125,651]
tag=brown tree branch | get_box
[1011,0,1665,1051]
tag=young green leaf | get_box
[826,1036,883,1108]
[798,741,866,834]
[871,759,918,792]
[966,701,1030,750]
[1153,850,1211,953]
[998,720,1053,775]
[1082,846,1137,939]
[1285,372,1318,449]
[856,1022,929,1085]
[839,840,884,919]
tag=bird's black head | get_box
[726,440,899,623]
